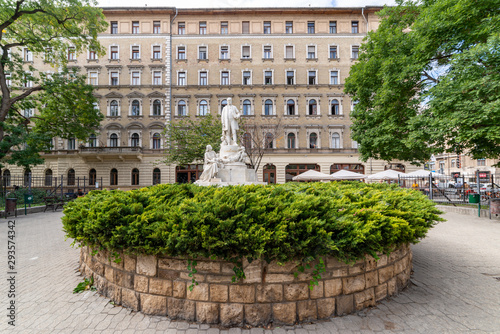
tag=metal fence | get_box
[398,172,500,206]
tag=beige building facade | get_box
[4,6,417,189]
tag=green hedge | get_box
[63,182,443,272]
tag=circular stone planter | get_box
[79,244,412,326]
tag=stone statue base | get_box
[195,164,266,186]
[219,145,240,161]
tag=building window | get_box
[2,170,10,187]
[45,169,53,186]
[352,21,359,33]
[243,99,252,115]
[331,133,340,148]
[264,71,272,85]
[89,49,97,60]
[309,133,318,148]
[477,159,486,166]
[307,45,316,59]
[89,72,98,85]
[131,100,140,116]
[263,45,272,59]
[89,169,97,186]
[330,21,337,34]
[68,47,76,60]
[242,45,251,59]
[264,99,273,116]
[199,46,207,60]
[331,164,364,174]
[110,71,119,85]
[153,99,162,116]
[131,168,139,185]
[307,21,315,34]
[178,22,185,34]
[67,169,75,186]
[329,45,338,59]
[177,46,186,59]
[287,133,296,149]
[308,99,317,115]
[330,70,339,85]
[110,133,118,147]
[24,48,33,62]
[178,71,186,86]
[220,46,229,59]
[242,21,250,34]
[153,132,161,149]
[263,164,276,184]
[286,21,293,34]
[331,99,340,115]
[243,133,252,151]
[178,100,186,116]
[221,21,228,34]
[284,71,294,86]
[110,46,119,59]
[68,138,76,150]
[263,21,271,34]
[88,134,97,147]
[352,46,359,59]
[131,71,140,85]
[153,71,162,85]
[153,21,161,34]
[220,99,227,111]
[153,46,161,59]
[199,99,208,116]
[110,100,119,116]
[199,22,207,34]
[153,168,161,185]
[265,133,274,149]
[221,71,229,85]
[285,45,294,59]
[308,71,316,85]
[23,108,34,118]
[242,71,251,85]
[111,21,118,34]
[131,46,140,59]
[199,71,207,85]
[286,99,295,115]
[132,21,139,34]
[131,133,140,147]
[451,159,456,168]
[110,168,118,186]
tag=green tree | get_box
[0,0,107,168]
[163,114,222,167]
[345,0,500,165]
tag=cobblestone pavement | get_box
[0,210,499,334]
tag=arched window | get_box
[131,100,140,116]
[67,169,75,186]
[131,168,139,185]
[287,99,295,115]
[243,99,251,115]
[153,168,161,185]
[3,169,11,187]
[88,134,97,147]
[152,133,161,149]
[153,99,162,116]
[265,132,274,149]
[110,168,118,186]
[131,133,140,147]
[89,168,97,186]
[308,99,317,115]
[110,100,119,116]
[309,132,318,148]
[331,99,339,115]
[243,133,252,151]
[220,99,227,113]
[331,133,340,148]
[287,133,296,149]
[199,99,208,116]
[178,100,186,116]
[263,164,276,184]
[264,99,273,116]
[110,133,118,147]
[24,169,30,186]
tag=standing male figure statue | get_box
[221,98,241,146]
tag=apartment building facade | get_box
[4,6,416,188]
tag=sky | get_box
[98,0,397,8]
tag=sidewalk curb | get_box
[437,205,500,220]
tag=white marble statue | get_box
[221,97,241,146]
[198,145,219,182]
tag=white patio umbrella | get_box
[330,170,366,180]
[406,170,445,177]
[292,170,335,181]
[367,169,406,181]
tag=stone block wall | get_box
[80,244,412,326]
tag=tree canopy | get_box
[345,0,500,165]
[0,0,107,168]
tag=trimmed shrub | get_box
[62,182,443,275]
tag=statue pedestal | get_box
[219,145,239,160]
[218,163,259,184]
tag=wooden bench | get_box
[44,196,65,212]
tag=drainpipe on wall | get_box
[361,8,368,33]
[167,8,178,182]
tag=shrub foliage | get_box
[62,182,443,274]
